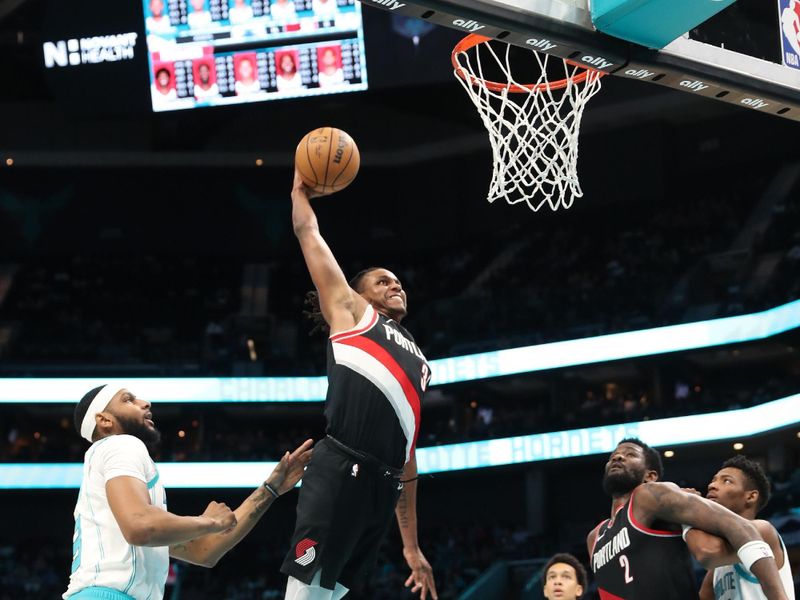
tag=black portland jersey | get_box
[591,487,698,600]
[325,305,431,469]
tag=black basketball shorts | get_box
[280,437,403,590]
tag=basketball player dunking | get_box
[280,171,437,600]
[588,439,790,600]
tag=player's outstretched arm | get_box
[685,519,784,570]
[170,439,313,567]
[106,477,236,547]
[291,170,366,333]
[396,452,438,600]
[634,482,789,600]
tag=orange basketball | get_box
[295,127,360,195]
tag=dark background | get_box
[1,0,799,599]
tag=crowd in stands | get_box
[171,522,530,600]
[409,193,754,357]
[0,522,529,600]
[1,256,240,370]
[0,159,790,374]
[0,541,65,600]
[420,374,800,448]
[269,165,772,363]
[3,468,799,600]
[751,177,800,310]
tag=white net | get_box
[453,36,603,212]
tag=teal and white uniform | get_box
[713,534,795,600]
[64,435,168,600]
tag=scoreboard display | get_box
[39,0,457,115]
[144,0,368,111]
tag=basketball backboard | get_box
[361,0,800,121]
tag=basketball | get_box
[295,127,360,195]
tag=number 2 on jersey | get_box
[420,363,429,391]
[619,554,634,583]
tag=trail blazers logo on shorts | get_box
[295,538,318,566]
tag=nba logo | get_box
[779,0,800,69]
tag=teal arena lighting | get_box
[2,299,799,403]
[3,393,799,489]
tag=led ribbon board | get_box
[2,299,799,403]
[3,393,799,488]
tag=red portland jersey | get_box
[591,487,699,600]
[326,305,430,469]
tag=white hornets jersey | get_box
[64,435,169,600]
[712,535,794,600]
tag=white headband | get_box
[80,385,126,443]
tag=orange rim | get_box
[451,34,604,93]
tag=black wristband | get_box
[263,482,280,499]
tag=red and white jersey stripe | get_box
[326,305,429,467]
[590,486,697,599]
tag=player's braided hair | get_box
[722,454,772,511]
[303,267,381,336]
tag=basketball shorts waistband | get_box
[325,435,403,479]
[67,587,136,600]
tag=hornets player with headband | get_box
[65,384,313,600]
[280,170,437,600]
[587,439,790,600]
[684,455,794,600]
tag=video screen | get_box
[143,0,368,111]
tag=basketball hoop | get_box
[452,35,604,212]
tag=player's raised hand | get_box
[292,170,325,200]
[403,546,438,600]
[202,501,237,533]
[266,438,314,496]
